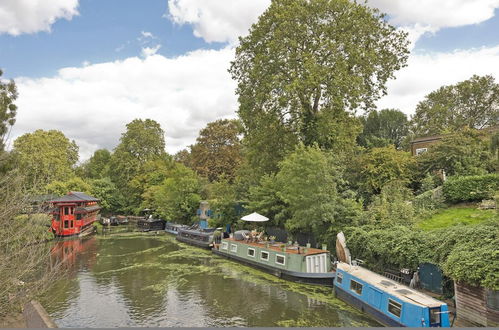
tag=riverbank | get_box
[0,312,26,328]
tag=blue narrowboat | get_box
[334,261,450,327]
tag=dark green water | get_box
[40,233,381,327]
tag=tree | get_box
[80,149,111,179]
[147,163,201,224]
[45,177,92,196]
[206,176,239,227]
[247,174,289,228]
[417,128,495,177]
[230,0,409,173]
[109,119,166,213]
[357,109,409,149]
[0,69,17,152]
[357,146,415,196]
[275,144,361,238]
[190,119,243,182]
[412,75,499,136]
[12,130,78,189]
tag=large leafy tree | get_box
[230,0,409,173]
[412,75,499,136]
[0,69,17,153]
[109,119,166,212]
[275,144,361,238]
[80,149,111,179]
[416,128,495,177]
[190,119,243,182]
[13,130,78,189]
[357,109,409,149]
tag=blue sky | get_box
[1,0,499,160]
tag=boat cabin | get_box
[49,192,101,237]
[335,262,450,327]
[137,215,166,231]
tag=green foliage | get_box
[230,0,409,174]
[109,119,167,212]
[189,119,243,182]
[45,177,92,196]
[12,129,78,190]
[207,176,239,227]
[417,207,496,231]
[357,109,409,149]
[357,146,415,196]
[412,187,446,218]
[412,74,499,136]
[416,128,495,177]
[365,181,415,226]
[147,163,201,224]
[80,149,111,179]
[89,178,122,214]
[443,173,499,203]
[275,144,361,238]
[0,69,17,152]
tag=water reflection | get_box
[41,234,380,327]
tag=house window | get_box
[221,242,228,250]
[248,248,255,257]
[275,254,285,265]
[415,148,428,156]
[260,251,269,261]
[388,299,402,317]
[230,244,237,253]
[350,280,363,295]
[336,273,343,285]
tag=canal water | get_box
[40,233,381,327]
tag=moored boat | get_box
[176,227,220,249]
[164,222,188,235]
[212,231,335,286]
[137,215,166,231]
[49,192,101,238]
[333,232,450,327]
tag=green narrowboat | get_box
[212,234,335,286]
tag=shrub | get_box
[443,174,499,203]
[413,186,446,216]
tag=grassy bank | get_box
[417,207,496,230]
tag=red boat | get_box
[49,192,101,237]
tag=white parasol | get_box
[240,212,269,222]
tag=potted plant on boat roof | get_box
[269,236,276,244]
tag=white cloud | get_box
[376,45,499,116]
[141,45,161,58]
[141,31,155,39]
[11,48,238,161]
[0,0,79,35]
[167,0,270,43]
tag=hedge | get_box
[443,173,499,203]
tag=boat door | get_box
[306,254,327,273]
[61,205,74,232]
[428,307,441,327]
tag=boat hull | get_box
[334,285,403,327]
[176,235,212,249]
[213,249,335,286]
[54,224,96,239]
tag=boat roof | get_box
[337,262,444,308]
[224,237,329,257]
[50,192,100,203]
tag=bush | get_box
[443,174,499,203]
[413,186,446,215]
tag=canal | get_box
[40,233,381,327]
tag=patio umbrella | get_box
[241,212,269,222]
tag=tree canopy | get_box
[357,109,409,149]
[0,69,17,152]
[230,0,409,173]
[189,119,243,182]
[412,75,499,136]
[13,129,78,189]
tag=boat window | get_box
[64,220,69,228]
[221,242,228,250]
[64,207,69,215]
[70,220,74,228]
[486,290,499,310]
[388,299,402,318]
[275,254,285,265]
[336,273,343,284]
[350,280,363,295]
[260,251,269,261]
[429,308,440,326]
[76,214,82,220]
[247,248,255,257]
[230,244,237,253]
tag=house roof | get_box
[410,134,444,144]
[50,191,100,203]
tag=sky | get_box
[1,0,499,161]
